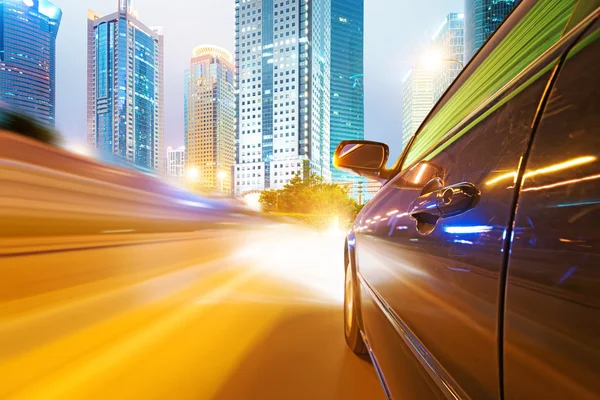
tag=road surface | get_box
[0,224,384,400]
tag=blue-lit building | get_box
[87,0,164,172]
[234,0,332,196]
[0,0,62,127]
[330,0,365,195]
[465,0,519,61]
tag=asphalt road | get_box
[0,224,384,400]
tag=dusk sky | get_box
[53,0,462,160]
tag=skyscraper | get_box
[330,0,364,185]
[166,146,186,179]
[184,45,236,194]
[465,0,519,61]
[234,0,331,196]
[87,0,164,172]
[431,13,464,102]
[0,0,62,127]
[401,67,434,149]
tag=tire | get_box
[344,258,368,355]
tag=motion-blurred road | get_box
[0,224,384,400]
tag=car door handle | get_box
[409,179,481,234]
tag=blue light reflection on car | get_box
[443,225,493,234]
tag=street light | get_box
[421,50,464,70]
[186,167,200,188]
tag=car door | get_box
[503,15,600,399]
[353,2,585,398]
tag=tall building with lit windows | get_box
[465,0,518,61]
[184,45,236,194]
[87,0,164,172]
[431,13,464,102]
[234,0,331,196]
[330,0,364,187]
[401,67,434,149]
[0,0,62,127]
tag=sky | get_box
[53,0,463,161]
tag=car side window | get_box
[402,1,579,169]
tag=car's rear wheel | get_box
[344,258,368,355]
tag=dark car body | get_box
[341,1,600,398]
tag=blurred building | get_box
[0,0,62,127]
[184,45,236,194]
[234,0,332,196]
[401,67,434,149]
[87,0,164,173]
[338,179,382,205]
[465,0,519,61]
[432,13,465,102]
[166,146,186,180]
[330,0,364,185]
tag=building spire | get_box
[119,0,130,13]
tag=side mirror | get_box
[333,140,390,180]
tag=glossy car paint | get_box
[503,19,600,399]
[347,4,600,400]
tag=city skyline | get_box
[52,0,462,163]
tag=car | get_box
[334,1,600,399]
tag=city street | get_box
[0,225,384,400]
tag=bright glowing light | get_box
[326,216,343,237]
[486,156,597,186]
[64,142,93,157]
[186,167,199,182]
[243,192,261,211]
[524,156,596,180]
[414,163,428,184]
[386,210,399,216]
[421,50,443,70]
[23,0,34,6]
[523,173,600,192]
[218,171,228,180]
[174,199,211,209]
[444,225,492,234]
[485,171,518,186]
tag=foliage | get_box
[0,107,61,146]
[259,173,361,227]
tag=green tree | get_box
[259,173,360,227]
[0,107,61,146]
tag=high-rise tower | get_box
[431,13,464,102]
[330,0,364,184]
[184,45,236,194]
[87,1,164,172]
[234,0,331,196]
[0,0,62,126]
[465,0,519,61]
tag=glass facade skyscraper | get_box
[330,0,364,185]
[401,67,434,149]
[432,13,464,103]
[234,0,331,196]
[0,0,62,127]
[465,0,519,60]
[87,0,164,172]
[185,45,236,194]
